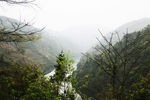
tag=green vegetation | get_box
[0,51,77,100]
[0,1,79,100]
[1,24,150,100]
[1,0,150,99]
[75,25,150,100]
[1,23,150,100]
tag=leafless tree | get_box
[0,18,43,42]
[84,29,149,100]
[0,17,44,55]
[0,0,43,55]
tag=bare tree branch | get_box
[83,29,148,99]
[0,0,35,4]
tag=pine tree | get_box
[50,51,76,99]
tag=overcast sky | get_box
[0,0,150,32]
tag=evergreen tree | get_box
[50,51,76,100]
[0,51,78,100]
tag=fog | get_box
[1,0,150,52]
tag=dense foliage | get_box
[0,51,78,100]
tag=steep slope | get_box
[75,20,150,99]
[0,16,80,74]
[115,18,150,33]
[76,17,150,70]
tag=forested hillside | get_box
[0,15,80,100]
[75,25,150,100]
[0,16,61,73]
[0,16,80,74]
[115,18,150,33]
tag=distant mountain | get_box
[0,16,80,74]
[59,26,111,53]
[115,18,150,33]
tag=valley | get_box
[1,0,150,99]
